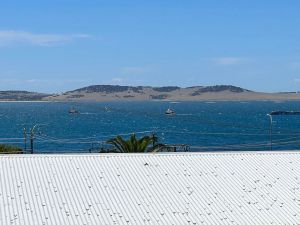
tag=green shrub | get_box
[0,144,23,154]
[106,133,161,153]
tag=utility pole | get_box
[30,124,39,154]
[23,127,27,153]
[268,114,273,150]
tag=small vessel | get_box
[69,108,79,114]
[165,108,175,115]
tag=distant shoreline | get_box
[0,100,52,103]
[0,99,299,103]
[2,85,300,102]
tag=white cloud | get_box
[0,77,94,93]
[120,66,146,74]
[213,57,243,66]
[25,79,39,83]
[112,78,124,83]
[0,30,91,46]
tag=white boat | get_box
[165,108,175,115]
[69,108,79,114]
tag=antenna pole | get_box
[30,124,39,154]
[268,115,273,150]
[23,127,27,153]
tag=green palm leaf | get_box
[106,133,161,153]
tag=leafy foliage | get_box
[152,86,180,92]
[106,133,161,153]
[0,144,23,154]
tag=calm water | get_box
[1,101,300,153]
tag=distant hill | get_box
[0,91,50,101]
[44,85,248,101]
[43,84,300,101]
[2,85,300,101]
[70,84,247,94]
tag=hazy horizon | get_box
[1,1,300,93]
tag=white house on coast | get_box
[0,152,299,225]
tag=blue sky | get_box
[1,0,300,93]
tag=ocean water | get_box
[1,101,300,153]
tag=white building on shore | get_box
[0,152,299,224]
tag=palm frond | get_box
[106,133,163,153]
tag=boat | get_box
[69,108,79,114]
[268,111,300,116]
[165,108,175,115]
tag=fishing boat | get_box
[165,108,175,115]
[69,108,79,114]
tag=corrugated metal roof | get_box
[0,152,299,225]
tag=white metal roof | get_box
[0,152,300,225]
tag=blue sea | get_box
[1,101,300,153]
